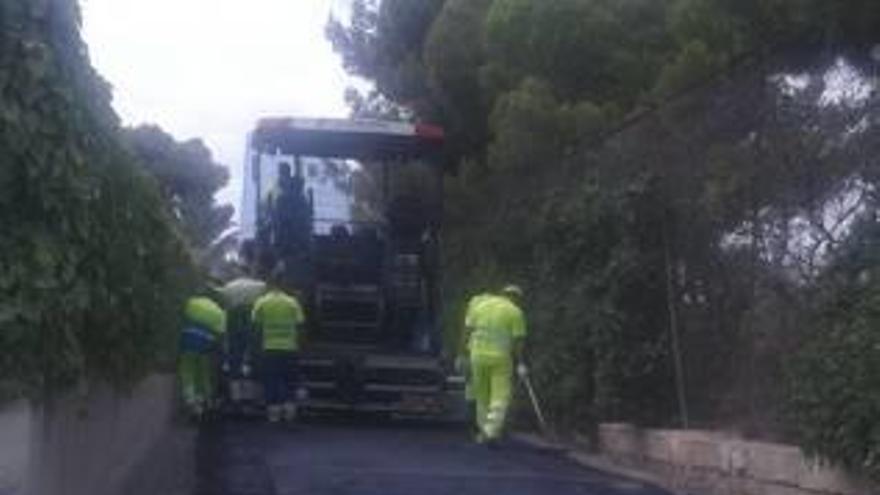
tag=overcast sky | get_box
[80,0,355,222]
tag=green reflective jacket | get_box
[184,297,227,335]
[467,295,526,360]
[251,290,305,351]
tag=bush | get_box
[0,0,195,399]
[789,284,880,479]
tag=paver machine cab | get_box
[245,118,464,417]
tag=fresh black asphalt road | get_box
[195,419,671,495]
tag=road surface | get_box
[195,419,670,495]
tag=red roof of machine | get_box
[252,118,445,160]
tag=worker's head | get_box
[500,284,524,305]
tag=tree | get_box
[0,0,194,398]
[326,0,444,116]
[124,125,234,273]
[327,0,880,452]
[423,0,493,158]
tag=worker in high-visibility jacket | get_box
[459,291,494,402]
[462,292,494,351]
[179,293,227,418]
[464,285,527,444]
[251,281,306,423]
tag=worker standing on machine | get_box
[251,272,307,423]
[464,285,528,445]
[268,161,313,289]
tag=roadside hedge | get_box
[0,0,195,399]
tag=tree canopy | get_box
[329,0,880,477]
[124,125,234,272]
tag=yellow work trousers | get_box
[179,352,213,407]
[470,354,513,440]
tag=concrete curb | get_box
[597,423,879,495]
[519,424,880,495]
[513,433,668,491]
[0,401,31,495]
[22,375,182,495]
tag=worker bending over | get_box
[464,285,528,444]
[219,273,267,408]
[179,291,227,419]
[251,276,306,423]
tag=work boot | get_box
[483,423,503,449]
[187,400,205,423]
[267,405,282,423]
[474,431,487,444]
[296,387,309,402]
[282,402,298,422]
[229,380,243,403]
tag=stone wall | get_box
[597,423,875,495]
[0,401,32,495]
[0,374,189,495]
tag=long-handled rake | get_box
[518,371,566,451]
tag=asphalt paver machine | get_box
[245,117,465,418]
